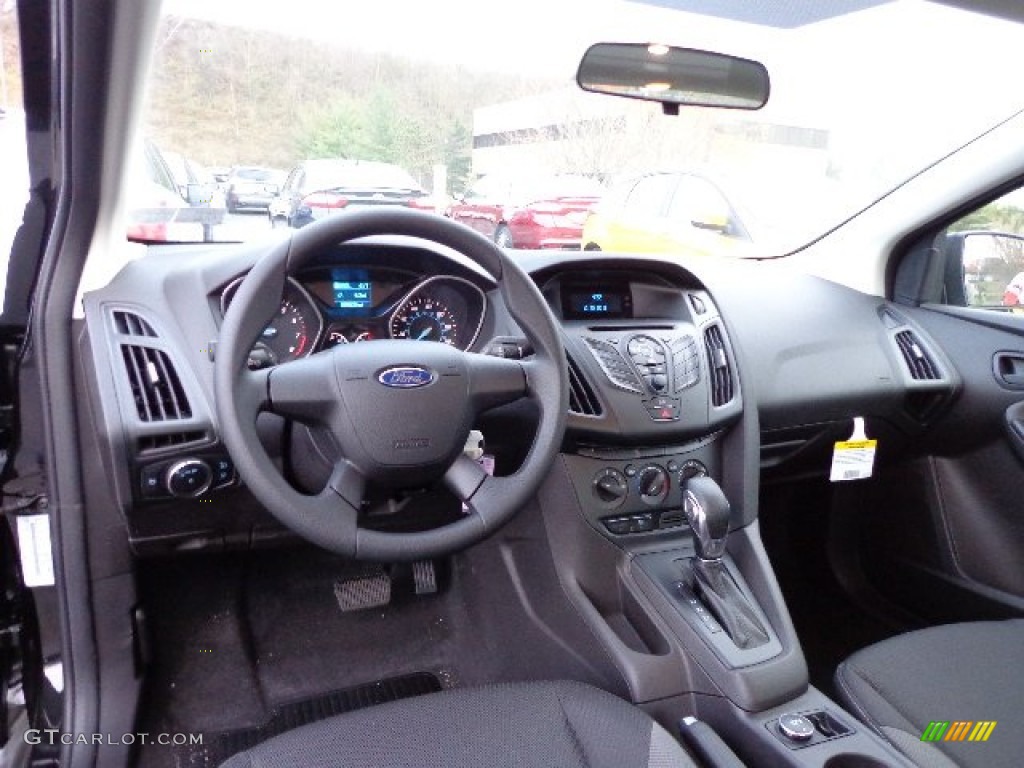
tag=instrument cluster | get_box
[220,266,487,368]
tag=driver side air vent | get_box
[567,354,602,416]
[703,324,734,406]
[894,330,940,380]
[120,345,192,422]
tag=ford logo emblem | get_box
[378,366,435,389]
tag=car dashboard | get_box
[78,234,958,556]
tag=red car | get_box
[447,174,603,249]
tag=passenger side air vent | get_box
[567,354,602,416]
[894,330,940,380]
[113,310,156,337]
[120,345,192,422]
[584,338,644,394]
[703,324,734,406]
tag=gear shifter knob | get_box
[682,476,731,561]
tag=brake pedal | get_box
[333,568,392,612]
[412,560,437,595]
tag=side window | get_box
[1,7,28,288]
[668,175,732,231]
[283,169,299,194]
[941,188,1024,310]
[466,176,505,202]
[624,175,676,216]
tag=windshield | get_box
[135,0,1024,254]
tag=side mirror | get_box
[944,230,1024,307]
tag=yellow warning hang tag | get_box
[830,417,877,482]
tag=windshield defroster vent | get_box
[120,345,192,422]
[895,330,940,380]
[703,324,734,406]
[567,353,602,416]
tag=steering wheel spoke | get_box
[443,453,490,502]
[266,352,337,424]
[466,352,528,413]
[322,459,366,513]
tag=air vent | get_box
[669,334,701,392]
[567,354,602,416]
[894,330,940,380]
[113,310,156,337]
[138,431,207,452]
[120,345,192,422]
[703,324,734,406]
[659,511,685,528]
[584,338,644,394]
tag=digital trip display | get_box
[563,286,630,319]
[332,269,372,314]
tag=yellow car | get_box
[582,172,755,256]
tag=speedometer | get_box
[389,296,458,345]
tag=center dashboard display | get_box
[330,268,373,314]
[303,268,405,316]
[562,284,632,320]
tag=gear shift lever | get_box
[682,476,731,561]
[682,476,770,649]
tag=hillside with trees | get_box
[146,17,555,192]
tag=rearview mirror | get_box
[576,43,769,112]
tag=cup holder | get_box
[824,755,895,768]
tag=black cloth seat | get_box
[835,619,1024,768]
[220,680,697,768]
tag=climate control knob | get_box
[637,464,669,506]
[678,460,708,483]
[165,459,213,499]
[593,468,629,508]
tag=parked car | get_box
[271,158,430,228]
[207,165,232,184]
[447,173,603,248]
[224,165,285,212]
[581,171,762,256]
[125,141,226,242]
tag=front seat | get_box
[835,619,1024,768]
[220,680,698,768]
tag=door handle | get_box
[1005,401,1024,465]
[994,352,1024,389]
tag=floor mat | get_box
[759,481,905,696]
[180,672,441,767]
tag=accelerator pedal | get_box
[412,560,438,595]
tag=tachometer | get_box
[389,296,458,345]
[221,277,323,368]
[262,298,313,360]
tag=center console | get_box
[536,266,914,767]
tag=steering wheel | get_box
[214,208,568,560]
